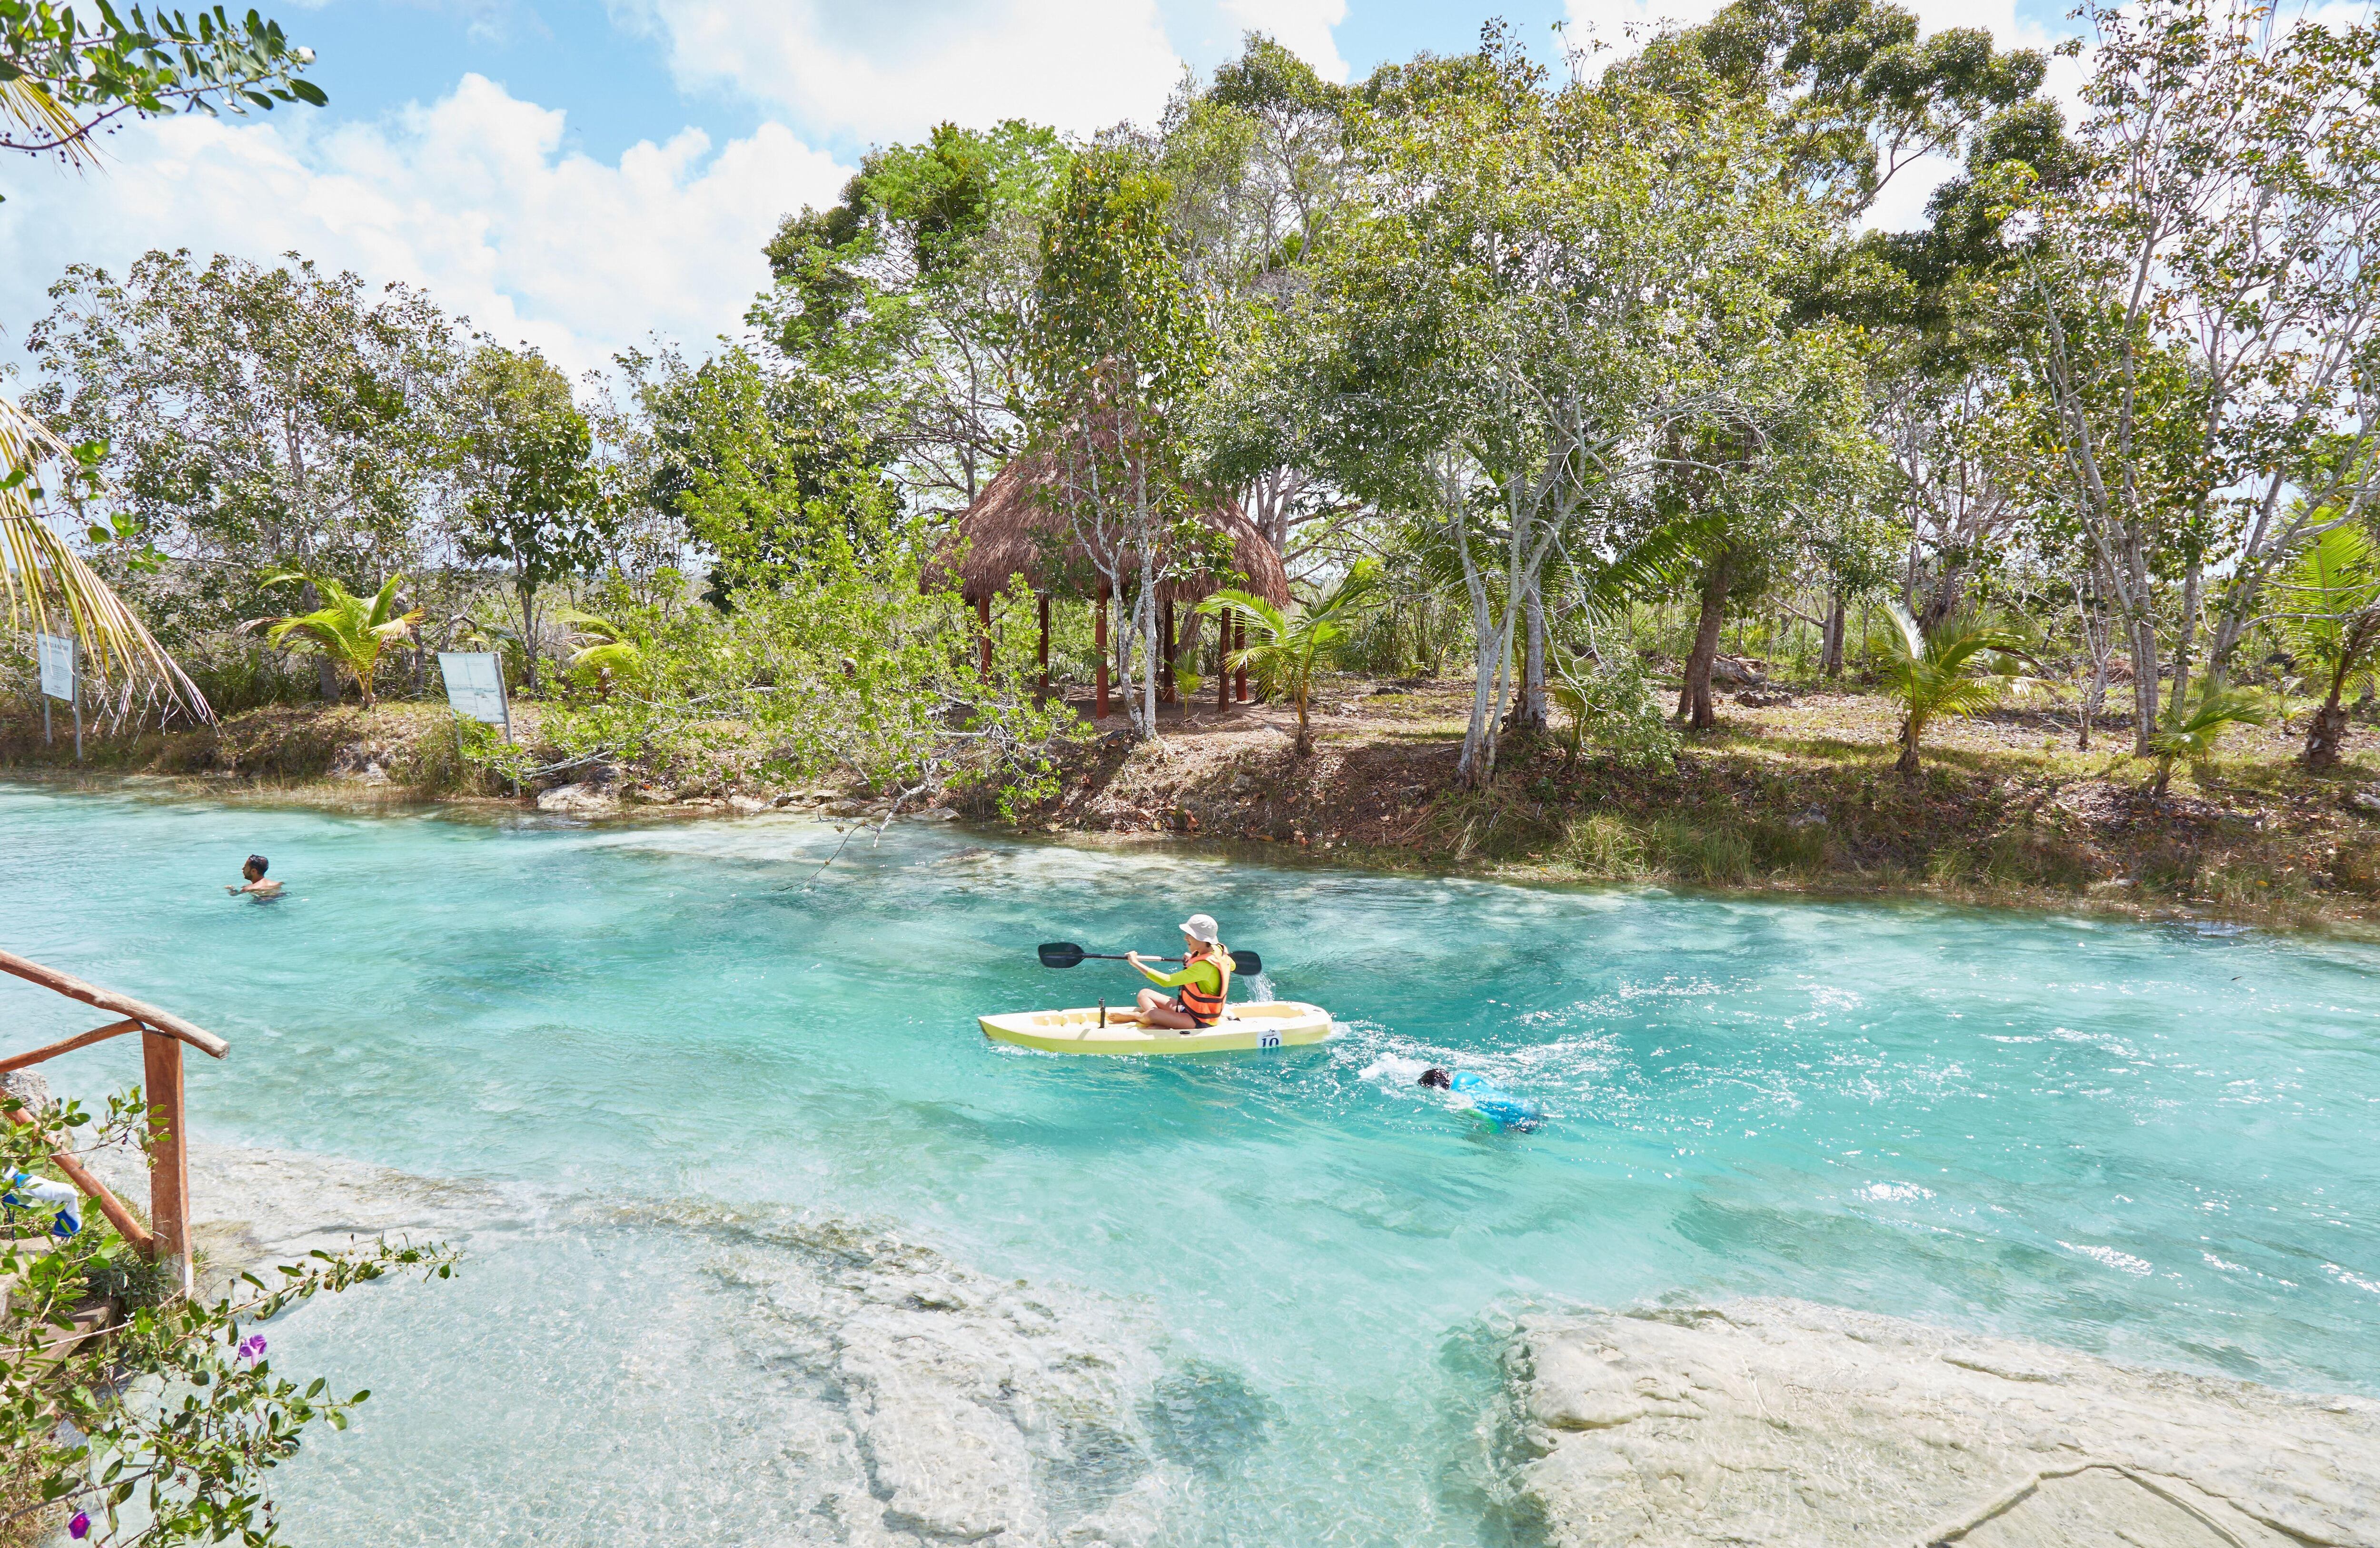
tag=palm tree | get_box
[244,571,423,707]
[1878,602,2043,775]
[557,610,645,698]
[1198,569,1376,757]
[1,397,212,722]
[2272,522,2380,770]
[2146,684,2269,799]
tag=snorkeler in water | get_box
[225,854,283,898]
[1418,1067,1542,1132]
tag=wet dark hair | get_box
[243,854,269,877]
[1418,1067,1451,1089]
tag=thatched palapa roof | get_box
[923,451,1290,610]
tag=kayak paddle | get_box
[1038,941,1263,975]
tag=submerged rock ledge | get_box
[1516,1299,2379,1548]
[101,1142,1183,1545]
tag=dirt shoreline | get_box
[9,681,2380,938]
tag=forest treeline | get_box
[14,0,2380,808]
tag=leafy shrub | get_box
[2,1089,457,1548]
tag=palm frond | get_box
[1880,602,2053,773]
[2148,685,2269,762]
[1,395,212,723]
[0,77,99,168]
[1884,598,1926,662]
[557,610,646,683]
[1568,513,1726,621]
[245,570,421,706]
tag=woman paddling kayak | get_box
[1122,913,1231,1031]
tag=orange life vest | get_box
[1175,947,1230,1026]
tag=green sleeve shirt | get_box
[1137,957,1223,996]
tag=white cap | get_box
[1179,913,1220,944]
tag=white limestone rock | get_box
[535,782,619,816]
[123,1141,1185,1544]
[90,1140,498,1298]
[1516,1299,2379,1548]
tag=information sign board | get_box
[436,651,511,732]
[36,632,75,702]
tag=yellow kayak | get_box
[980,1001,1335,1055]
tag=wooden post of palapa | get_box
[975,594,993,680]
[1160,601,1175,704]
[1036,594,1051,694]
[1234,619,1249,701]
[142,1030,192,1297]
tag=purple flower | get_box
[69,1511,89,1538]
[237,1335,267,1363]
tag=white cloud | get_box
[630,0,1187,145]
[1219,0,1350,83]
[1860,150,1961,234]
[0,75,850,378]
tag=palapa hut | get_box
[923,450,1290,718]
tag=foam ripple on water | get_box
[1,781,2377,1545]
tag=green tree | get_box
[1198,568,1374,756]
[243,569,423,706]
[452,345,604,690]
[1162,36,1355,573]
[1029,144,1212,739]
[2,0,324,718]
[0,2,322,192]
[2017,0,2380,748]
[2271,520,2380,770]
[757,119,1067,509]
[1309,28,1846,772]
[26,250,461,701]
[632,344,898,605]
[2146,682,2268,798]
[1877,601,2041,774]
[1627,0,2050,726]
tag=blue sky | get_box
[281,0,1580,164]
[0,0,2078,381]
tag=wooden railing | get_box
[0,947,227,1297]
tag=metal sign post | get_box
[436,651,516,796]
[36,632,79,762]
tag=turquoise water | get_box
[3,779,2377,1544]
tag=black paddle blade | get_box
[1038,942,1087,969]
[1227,949,1261,976]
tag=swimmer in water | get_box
[225,854,283,898]
[1418,1066,1541,1132]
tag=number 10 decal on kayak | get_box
[1256,1027,1283,1049]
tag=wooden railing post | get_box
[141,1030,192,1297]
[1,950,222,1299]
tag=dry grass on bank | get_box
[1022,676,2380,932]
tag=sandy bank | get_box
[1517,1299,2379,1547]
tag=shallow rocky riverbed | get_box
[107,1144,2380,1547]
[1517,1300,2380,1548]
